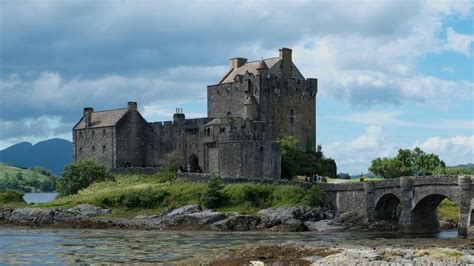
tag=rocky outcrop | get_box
[210,215,261,231]
[0,205,370,232]
[67,204,111,217]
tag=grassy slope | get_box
[36,174,319,218]
[0,164,50,181]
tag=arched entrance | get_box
[375,193,401,221]
[188,154,199,173]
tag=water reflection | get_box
[0,227,466,264]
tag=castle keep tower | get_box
[73,48,317,179]
[208,47,318,151]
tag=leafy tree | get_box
[200,174,226,209]
[302,185,327,207]
[369,147,446,178]
[15,172,24,181]
[163,151,186,171]
[280,136,337,179]
[56,160,114,197]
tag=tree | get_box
[279,136,337,179]
[163,151,186,171]
[56,160,114,197]
[369,147,446,178]
[201,174,226,209]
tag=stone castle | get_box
[73,48,318,179]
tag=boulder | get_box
[181,210,226,225]
[210,215,261,231]
[258,207,307,227]
[164,204,201,218]
[7,208,55,224]
[67,204,111,217]
[267,218,307,232]
[301,207,321,221]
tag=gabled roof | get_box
[220,57,281,84]
[74,108,128,130]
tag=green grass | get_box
[0,164,56,192]
[436,198,460,223]
[33,174,326,217]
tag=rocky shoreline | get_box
[0,204,385,232]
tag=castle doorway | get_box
[188,154,199,173]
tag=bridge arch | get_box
[374,193,401,220]
[411,192,460,234]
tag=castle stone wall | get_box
[73,126,115,169]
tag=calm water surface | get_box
[23,193,57,204]
[0,227,464,264]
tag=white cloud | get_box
[445,27,474,56]
[415,135,474,166]
[324,126,474,174]
[442,66,455,73]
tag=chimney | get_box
[279,48,292,79]
[128,101,137,111]
[83,107,93,127]
[173,108,185,124]
[229,57,247,69]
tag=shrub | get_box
[163,151,186,171]
[0,190,25,204]
[302,185,327,207]
[99,187,169,208]
[152,169,177,183]
[224,184,274,209]
[56,160,114,197]
[201,175,226,208]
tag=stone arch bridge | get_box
[320,176,473,237]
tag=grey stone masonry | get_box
[73,48,318,180]
[321,175,473,238]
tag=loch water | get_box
[0,227,463,264]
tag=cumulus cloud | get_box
[324,126,474,174]
[445,27,474,56]
[415,135,474,166]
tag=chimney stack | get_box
[279,48,292,79]
[83,107,93,127]
[128,101,137,111]
[229,57,247,69]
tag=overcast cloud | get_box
[1,0,472,173]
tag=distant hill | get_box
[448,163,474,169]
[0,138,72,175]
[0,164,56,192]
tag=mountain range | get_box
[0,138,72,175]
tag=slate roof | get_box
[74,108,128,129]
[220,57,281,84]
[205,117,244,126]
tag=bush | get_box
[56,160,114,197]
[302,185,327,207]
[99,187,169,208]
[163,151,186,171]
[152,169,177,183]
[0,190,25,204]
[200,175,226,208]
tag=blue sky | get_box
[0,0,473,174]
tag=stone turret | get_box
[244,95,259,120]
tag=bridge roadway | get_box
[320,175,473,238]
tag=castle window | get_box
[220,128,225,133]
[102,145,106,153]
[102,129,106,137]
[79,147,82,155]
[91,130,95,139]
[289,109,295,125]
[79,132,83,139]
[92,146,95,153]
